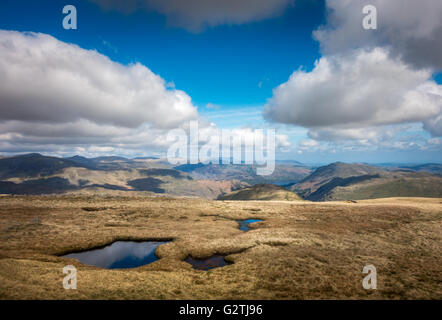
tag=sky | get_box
[0,0,441,164]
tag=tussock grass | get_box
[0,195,440,299]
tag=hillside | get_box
[0,153,89,179]
[1,154,441,201]
[66,155,172,170]
[400,163,442,175]
[174,162,311,185]
[0,154,247,198]
[292,162,442,201]
[218,184,303,201]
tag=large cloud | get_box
[0,30,289,157]
[0,30,200,156]
[0,118,179,157]
[314,0,442,71]
[264,48,442,137]
[0,118,291,158]
[91,0,294,32]
[265,0,442,149]
[0,30,197,129]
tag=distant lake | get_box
[237,219,262,231]
[62,241,169,269]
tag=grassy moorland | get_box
[0,195,440,299]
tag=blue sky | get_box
[0,0,441,163]
[0,0,324,107]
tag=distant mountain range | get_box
[291,162,442,201]
[0,153,87,179]
[0,154,441,201]
[399,163,442,175]
[0,153,244,197]
[174,162,311,185]
[0,153,309,198]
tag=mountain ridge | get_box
[1,154,441,201]
[292,162,442,201]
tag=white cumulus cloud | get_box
[314,0,442,71]
[0,30,198,129]
[0,30,202,156]
[264,48,442,138]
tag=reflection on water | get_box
[185,255,230,271]
[237,219,262,231]
[62,241,168,269]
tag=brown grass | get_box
[0,195,440,299]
